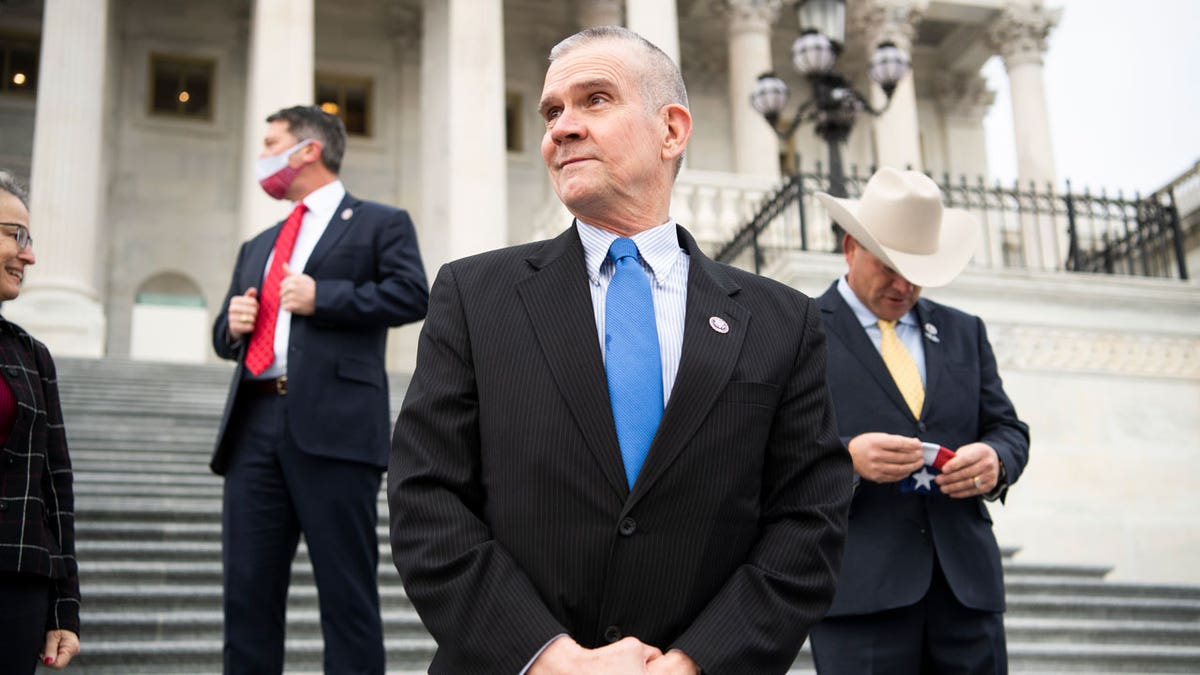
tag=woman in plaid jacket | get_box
[0,171,79,672]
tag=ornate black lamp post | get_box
[750,0,911,210]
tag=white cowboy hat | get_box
[816,167,980,288]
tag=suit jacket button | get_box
[604,625,622,643]
[618,517,637,536]
[918,421,927,433]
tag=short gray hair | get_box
[549,26,689,114]
[0,170,29,211]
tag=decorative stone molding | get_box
[710,0,782,35]
[933,71,996,121]
[989,324,1200,380]
[848,0,928,54]
[986,0,1062,68]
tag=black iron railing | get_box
[715,162,1193,281]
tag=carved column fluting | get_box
[987,0,1062,268]
[420,0,508,274]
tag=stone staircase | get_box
[52,357,1200,674]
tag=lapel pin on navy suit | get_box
[341,207,353,220]
[709,316,730,334]
[923,322,940,343]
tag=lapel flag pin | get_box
[341,208,353,220]
[708,316,730,334]
[923,322,940,343]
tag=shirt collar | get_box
[836,275,918,328]
[577,218,681,287]
[298,179,346,218]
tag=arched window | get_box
[130,272,208,363]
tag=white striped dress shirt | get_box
[576,219,690,407]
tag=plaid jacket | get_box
[0,316,80,635]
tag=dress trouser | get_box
[809,556,1007,675]
[0,572,50,675]
[222,391,385,675]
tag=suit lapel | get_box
[627,228,746,510]
[248,227,277,287]
[817,284,915,420]
[517,225,629,500]
[303,193,358,274]
[915,300,941,413]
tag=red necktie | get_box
[245,202,307,375]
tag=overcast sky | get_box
[982,0,1200,195]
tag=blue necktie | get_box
[605,238,663,490]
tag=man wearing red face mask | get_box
[212,105,428,674]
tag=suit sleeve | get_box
[672,295,854,673]
[37,344,80,636]
[311,208,428,329]
[212,241,251,361]
[388,264,566,674]
[974,317,1030,498]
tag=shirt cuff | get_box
[520,634,569,674]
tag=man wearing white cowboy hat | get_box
[808,167,1030,674]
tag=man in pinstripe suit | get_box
[389,27,852,675]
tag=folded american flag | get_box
[901,442,956,494]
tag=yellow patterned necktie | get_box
[878,319,924,418]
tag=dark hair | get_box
[265,105,347,174]
[0,170,30,210]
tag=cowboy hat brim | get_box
[816,192,980,288]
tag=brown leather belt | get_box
[241,375,288,396]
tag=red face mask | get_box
[256,139,313,200]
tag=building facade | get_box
[0,0,1062,364]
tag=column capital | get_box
[848,0,928,54]
[933,71,995,121]
[987,1,1062,68]
[711,0,783,35]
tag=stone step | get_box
[1004,617,1200,646]
[81,582,415,612]
[80,608,428,642]
[1006,594,1200,622]
[64,636,438,672]
[1006,643,1200,673]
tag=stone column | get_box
[578,0,623,28]
[933,72,994,179]
[715,0,783,179]
[934,72,998,265]
[238,0,314,241]
[625,0,680,66]
[851,0,927,171]
[5,0,112,356]
[420,0,508,273]
[988,0,1062,269]
[988,0,1060,187]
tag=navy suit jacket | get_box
[816,283,1029,616]
[211,192,428,474]
[389,225,853,674]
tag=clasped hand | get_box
[530,636,699,674]
[848,433,999,497]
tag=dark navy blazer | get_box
[817,282,1029,616]
[211,192,428,474]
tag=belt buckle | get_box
[275,375,288,395]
